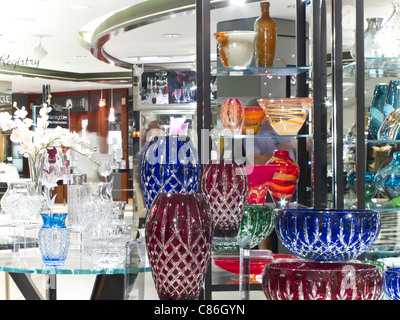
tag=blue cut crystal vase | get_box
[141,135,200,212]
[368,84,388,139]
[38,213,70,267]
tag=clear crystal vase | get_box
[82,201,133,268]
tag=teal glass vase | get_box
[375,152,400,196]
[368,84,388,139]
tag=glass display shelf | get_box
[344,198,399,212]
[333,140,400,145]
[343,57,400,78]
[212,66,310,77]
[211,134,312,139]
[0,246,150,275]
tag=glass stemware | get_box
[97,154,114,182]
[173,89,182,103]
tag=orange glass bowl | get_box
[257,98,313,135]
[242,106,265,135]
[214,31,257,68]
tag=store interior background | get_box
[0,0,396,299]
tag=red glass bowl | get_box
[245,165,278,204]
[213,250,299,282]
[262,261,383,300]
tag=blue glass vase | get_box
[38,213,70,267]
[368,84,388,139]
[375,152,400,197]
[141,135,200,212]
[347,171,377,200]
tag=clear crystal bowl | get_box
[262,261,383,300]
[275,209,381,261]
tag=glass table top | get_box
[0,244,150,275]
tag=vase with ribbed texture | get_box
[145,193,212,300]
[202,159,248,238]
[266,150,299,208]
[141,135,200,212]
[254,1,277,67]
[38,213,70,267]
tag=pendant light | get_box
[99,89,106,108]
[109,89,115,122]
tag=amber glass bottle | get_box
[254,1,277,67]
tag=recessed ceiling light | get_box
[163,33,182,38]
[70,4,91,10]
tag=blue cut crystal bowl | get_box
[384,268,400,300]
[275,209,381,261]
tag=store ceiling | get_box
[0,0,395,94]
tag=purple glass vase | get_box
[145,193,213,300]
[202,159,248,238]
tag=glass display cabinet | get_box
[326,0,400,261]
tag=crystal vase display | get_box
[351,17,383,59]
[145,193,213,300]
[82,201,133,268]
[266,150,299,208]
[141,135,200,212]
[38,213,70,267]
[254,1,277,67]
[201,159,248,238]
[1,181,42,226]
[66,174,91,232]
[220,98,245,135]
[28,151,46,194]
[368,84,388,139]
[81,181,114,229]
[375,0,400,57]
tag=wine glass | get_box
[173,89,182,103]
[39,147,67,210]
[98,154,114,182]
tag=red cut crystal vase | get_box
[145,193,213,300]
[202,159,248,238]
[266,150,299,208]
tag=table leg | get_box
[45,274,57,300]
[8,273,44,300]
[90,274,125,300]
